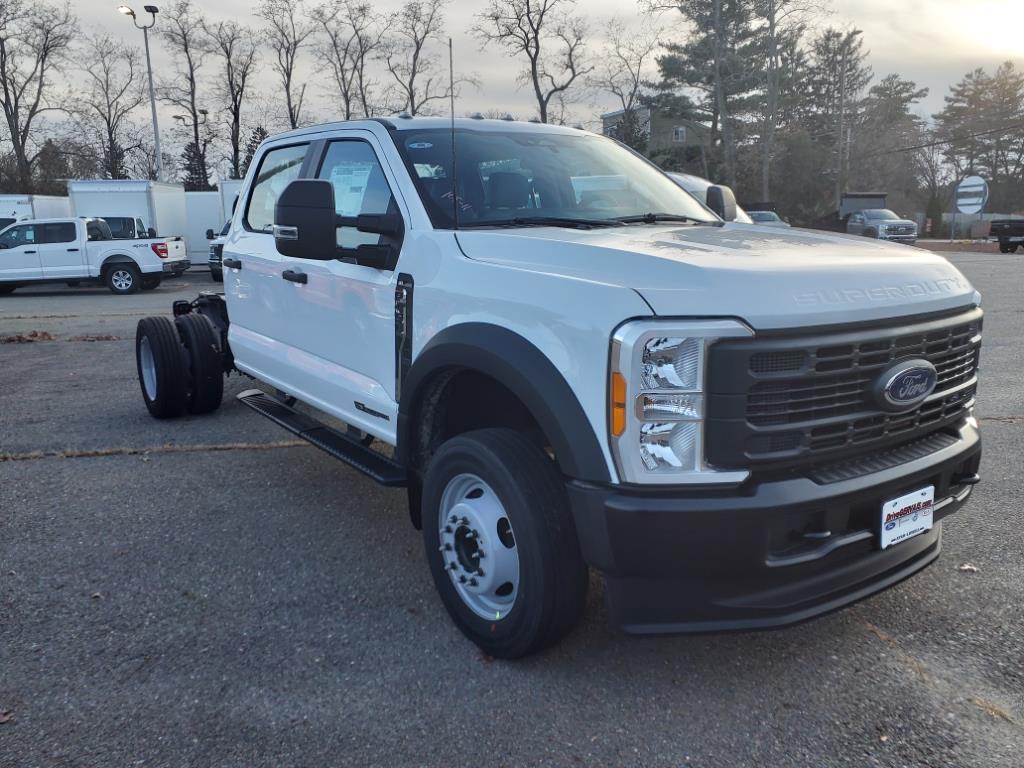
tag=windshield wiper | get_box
[615,213,720,226]
[459,215,623,230]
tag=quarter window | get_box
[244,143,309,232]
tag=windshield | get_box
[395,128,718,229]
[864,209,900,220]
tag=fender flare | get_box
[397,323,611,483]
[100,253,140,271]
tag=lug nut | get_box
[444,525,452,534]
[469,578,478,587]
[449,515,457,524]
[477,568,485,576]
[458,575,467,584]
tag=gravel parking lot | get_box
[1,255,1022,768]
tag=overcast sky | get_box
[83,0,1024,139]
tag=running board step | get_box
[237,389,406,487]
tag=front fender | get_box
[397,323,611,483]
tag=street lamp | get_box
[118,5,162,180]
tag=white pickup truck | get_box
[133,117,982,658]
[0,217,189,295]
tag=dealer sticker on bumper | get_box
[881,486,935,550]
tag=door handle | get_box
[222,257,241,269]
[25,249,36,254]
[67,248,79,252]
[282,269,307,284]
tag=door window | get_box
[245,143,309,232]
[0,225,35,248]
[317,140,398,249]
[41,222,76,244]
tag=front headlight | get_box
[610,319,752,484]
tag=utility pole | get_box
[118,5,162,180]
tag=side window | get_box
[0,225,34,248]
[317,140,397,249]
[41,222,76,244]
[244,143,308,232]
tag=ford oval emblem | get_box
[874,359,938,411]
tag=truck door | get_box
[277,134,406,437]
[38,221,83,279]
[0,223,43,281]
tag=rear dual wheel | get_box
[135,314,223,418]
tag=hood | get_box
[454,223,978,330]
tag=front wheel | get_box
[106,263,141,294]
[422,429,588,658]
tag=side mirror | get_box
[274,179,338,260]
[339,213,404,239]
[706,185,737,222]
[147,227,156,238]
[205,228,215,240]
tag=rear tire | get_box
[174,313,224,414]
[106,263,141,294]
[141,276,162,291]
[422,428,588,658]
[136,316,189,418]
[0,283,18,295]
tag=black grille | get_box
[705,308,982,471]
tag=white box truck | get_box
[0,195,71,229]
[68,180,187,241]
[184,190,223,264]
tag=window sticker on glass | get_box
[329,162,375,217]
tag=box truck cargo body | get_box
[184,191,224,262]
[0,195,71,229]
[68,180,187,240]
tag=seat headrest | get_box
[488,172,530,209]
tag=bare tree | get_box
[205,20,259,179]
[76,34,145,179]
[0,0,75,191]
[590,20,660,147]
[474,0,591,124]
[257,0,316,129]
[382,0,453,116]
[159,0,213,189]
[312,0,383,119]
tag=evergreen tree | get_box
[240,125,270,177]
[181,141,214,191]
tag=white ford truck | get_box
[134,117,982,658]
[0,217,188,295]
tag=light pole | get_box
[118,5,162,180]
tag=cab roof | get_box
[272,116,595,141]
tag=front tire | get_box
[174,313,223,414]
[210,266,223,283]
[106,263,141,294]
[136,316,189,418]
[422,429,588,658]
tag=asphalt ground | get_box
[1,255,1022,768]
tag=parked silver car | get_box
[847,208,917,244]
[748,210,790,228]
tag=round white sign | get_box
[956,175,988,215]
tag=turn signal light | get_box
[610,372,627,437]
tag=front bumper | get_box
[163,259,191,276]
[567,421,980,634]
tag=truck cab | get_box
[135,117,982,658]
